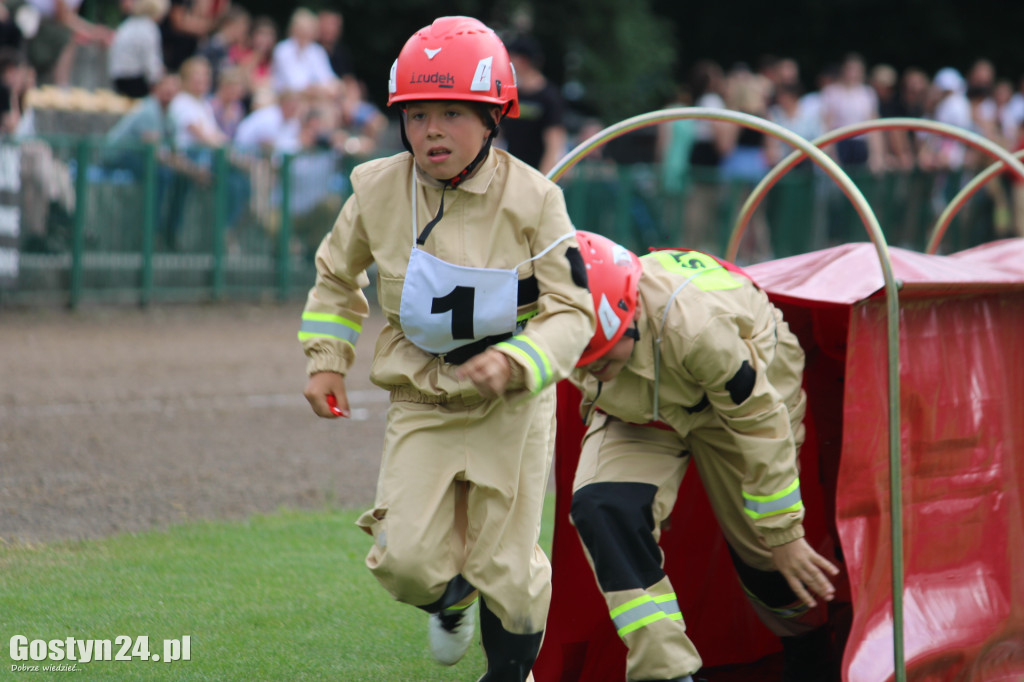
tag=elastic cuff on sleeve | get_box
[306,353,349,377]
[761,523,806,548]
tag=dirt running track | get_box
[0,303,390,544]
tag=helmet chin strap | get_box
[403,113,502,245]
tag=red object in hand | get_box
[326,394,347,417]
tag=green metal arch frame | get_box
[547,106,908,682]
[927,148,1024,254]
[729,117,1024,261]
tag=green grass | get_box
[0,495,556,681]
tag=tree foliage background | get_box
[91,0,1024,128]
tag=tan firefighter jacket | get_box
[299,148,595,403]
[571,250,808,546]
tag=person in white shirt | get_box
[270,8,339,100]
[168,55,227,150]
[108,0,169,99]
[921,67,971,172]
[233,89,303,155]
[166,54,249,251]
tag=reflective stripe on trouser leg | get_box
[571,484,701,678]
[611,591,682,636]
[607,576,701,680]
[569,416,699,679]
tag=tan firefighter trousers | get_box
[571,399,824,680]
[357,385,556,636]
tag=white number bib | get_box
[398,170,574,355]
[400,248,518,354]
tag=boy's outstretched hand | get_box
[456,348,512,399]
[304,371,350,418]
[770,537,840,609]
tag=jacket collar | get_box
[413,148,498,195]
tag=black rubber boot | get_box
[475,597,543,682]
[781,626,839,682]
[419,574,477,614]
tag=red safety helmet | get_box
[575,231,643,367]
[388,16,520,119]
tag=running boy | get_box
[567,231,839,682]
[298,17,595,682]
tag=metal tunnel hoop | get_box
[729,117,1024,260]
[546,106,909,681]
[927,147,1024,254]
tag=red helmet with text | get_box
[387,16,520,118]
[575,231,643,367]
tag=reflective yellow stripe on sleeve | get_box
[297,312,362,348]
[742,478,803,520]
[494,335,552,393]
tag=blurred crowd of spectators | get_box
[0,1,388,158]
[658,53,1024,179]
[1,4,1023,182]
[649,53,1024,256]
[0,1,393,253]
[1,2,1023,255]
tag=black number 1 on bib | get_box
[432,285,476,339]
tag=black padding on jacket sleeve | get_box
[571,482,665,592]
[727,544,799,608]
[725,360,756,404]
[566,247,589,289]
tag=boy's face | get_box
[581,329,636,383]
[404,101,493,182]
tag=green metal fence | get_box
[2,136,353,308]
[0,137,1003,308]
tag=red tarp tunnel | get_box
[536,240,1024,682]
